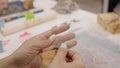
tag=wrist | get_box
[0,56,18,68]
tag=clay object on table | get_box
[40,49,57,68]
[0,5,23,15]
[8,5,23,13]
[53,0,79,14]
[106,18,120,34]
[25,12,35,20]
[23,0,34,10]
[98,13,119,28]
[1,11,57,36]
[98,13,120,34]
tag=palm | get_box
[14,36,49,68]
[11,23,73,68]
[24,55,41,68]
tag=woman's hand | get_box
[0,23,85,68]
[1,23,77,68]
[49,48,86,68]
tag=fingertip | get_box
[69,33,76,38]
[62,22,70,27]
[68,50,82,61]
[56,23,70,34]
[67,33,76,39]
[74,52,83,61]
[67,40,77,48]
[68,50,75,57]
[73,40,77,46]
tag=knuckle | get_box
[59,48,67,53]
[42,40,50,45]
[55,37,63,43]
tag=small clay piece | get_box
[40,49,57,68]
[53,0,79,14]
[98,13,119,28]
[106,18,120,34]
[0,5,23,16]
[24,0,34,10]
[98,13,120,34]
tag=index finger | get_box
[68,50,86,68]
[68,50,83,62]
[41,23,70,39]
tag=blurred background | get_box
[74,0,120,15]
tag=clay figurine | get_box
[53,0,79,14]
[23,0,34,10]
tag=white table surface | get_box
[0,0,120,67]
[0,8,120,58]
[0,9,95,58]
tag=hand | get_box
[49,48,85,68]
[1,23,77,68]
[0,0,8,10]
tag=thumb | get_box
[53,48,68,62]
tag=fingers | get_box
[53,33,75,46]
[52,23,70,34]
[52,33,75,49]
[27,39,52,51]
[68,50,83,63]
[67,40,77,48]
[41,23,70,39]
[43,33,75,51]
[68,50,86,68]
[53,48,68,62]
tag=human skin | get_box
[49,48,85,68]
[0,23,85,68]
